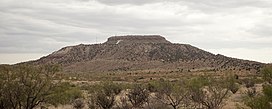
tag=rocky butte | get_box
[26,35,263,74]
[105,35,171,44]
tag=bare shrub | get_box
[89,82,122,109]
[225,74,240,94]
[127,84,149,108]
[244,78,255,88]
[154,80,189,109]
[116,97,132,109]
[188,76,230,109]
[72,98,85,109]
[246,87,257,97]
[87,97,97,109]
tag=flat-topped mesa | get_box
[104,35,171,44]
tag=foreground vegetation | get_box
[0,65,272,109]
[0,65,83,109]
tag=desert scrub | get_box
[243,66,272,109]
[47,82,83,106]
[0,64,61,109]
[187,76,231,109]
[88,81,122,109]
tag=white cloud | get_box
[0,53,46,64]
[208,48,272,63]
[0,0,272,64]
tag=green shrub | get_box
[147,80,161,92]
[89,81,122,109]
[262,66,272,84]
[245,96,270,109]
[225,74,240,94]
[47,82,83,106]
[263,84,272,101]
[188,76,230,109]
[0,64,60,109]
[244,66,272,109]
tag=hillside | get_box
[27,35,263,73]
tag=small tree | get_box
[188,76,230,109]
[154,80,189,109]
[92,82,122,109]
[127,84,149,108]
[0,64,59,109]
[225,74,240,94]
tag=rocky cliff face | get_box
[104,35,171,44]
[28,35,263,73]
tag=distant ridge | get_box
[25,35,264,74]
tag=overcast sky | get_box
[0,0,272,64]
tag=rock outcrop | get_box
[104,35,171,44]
